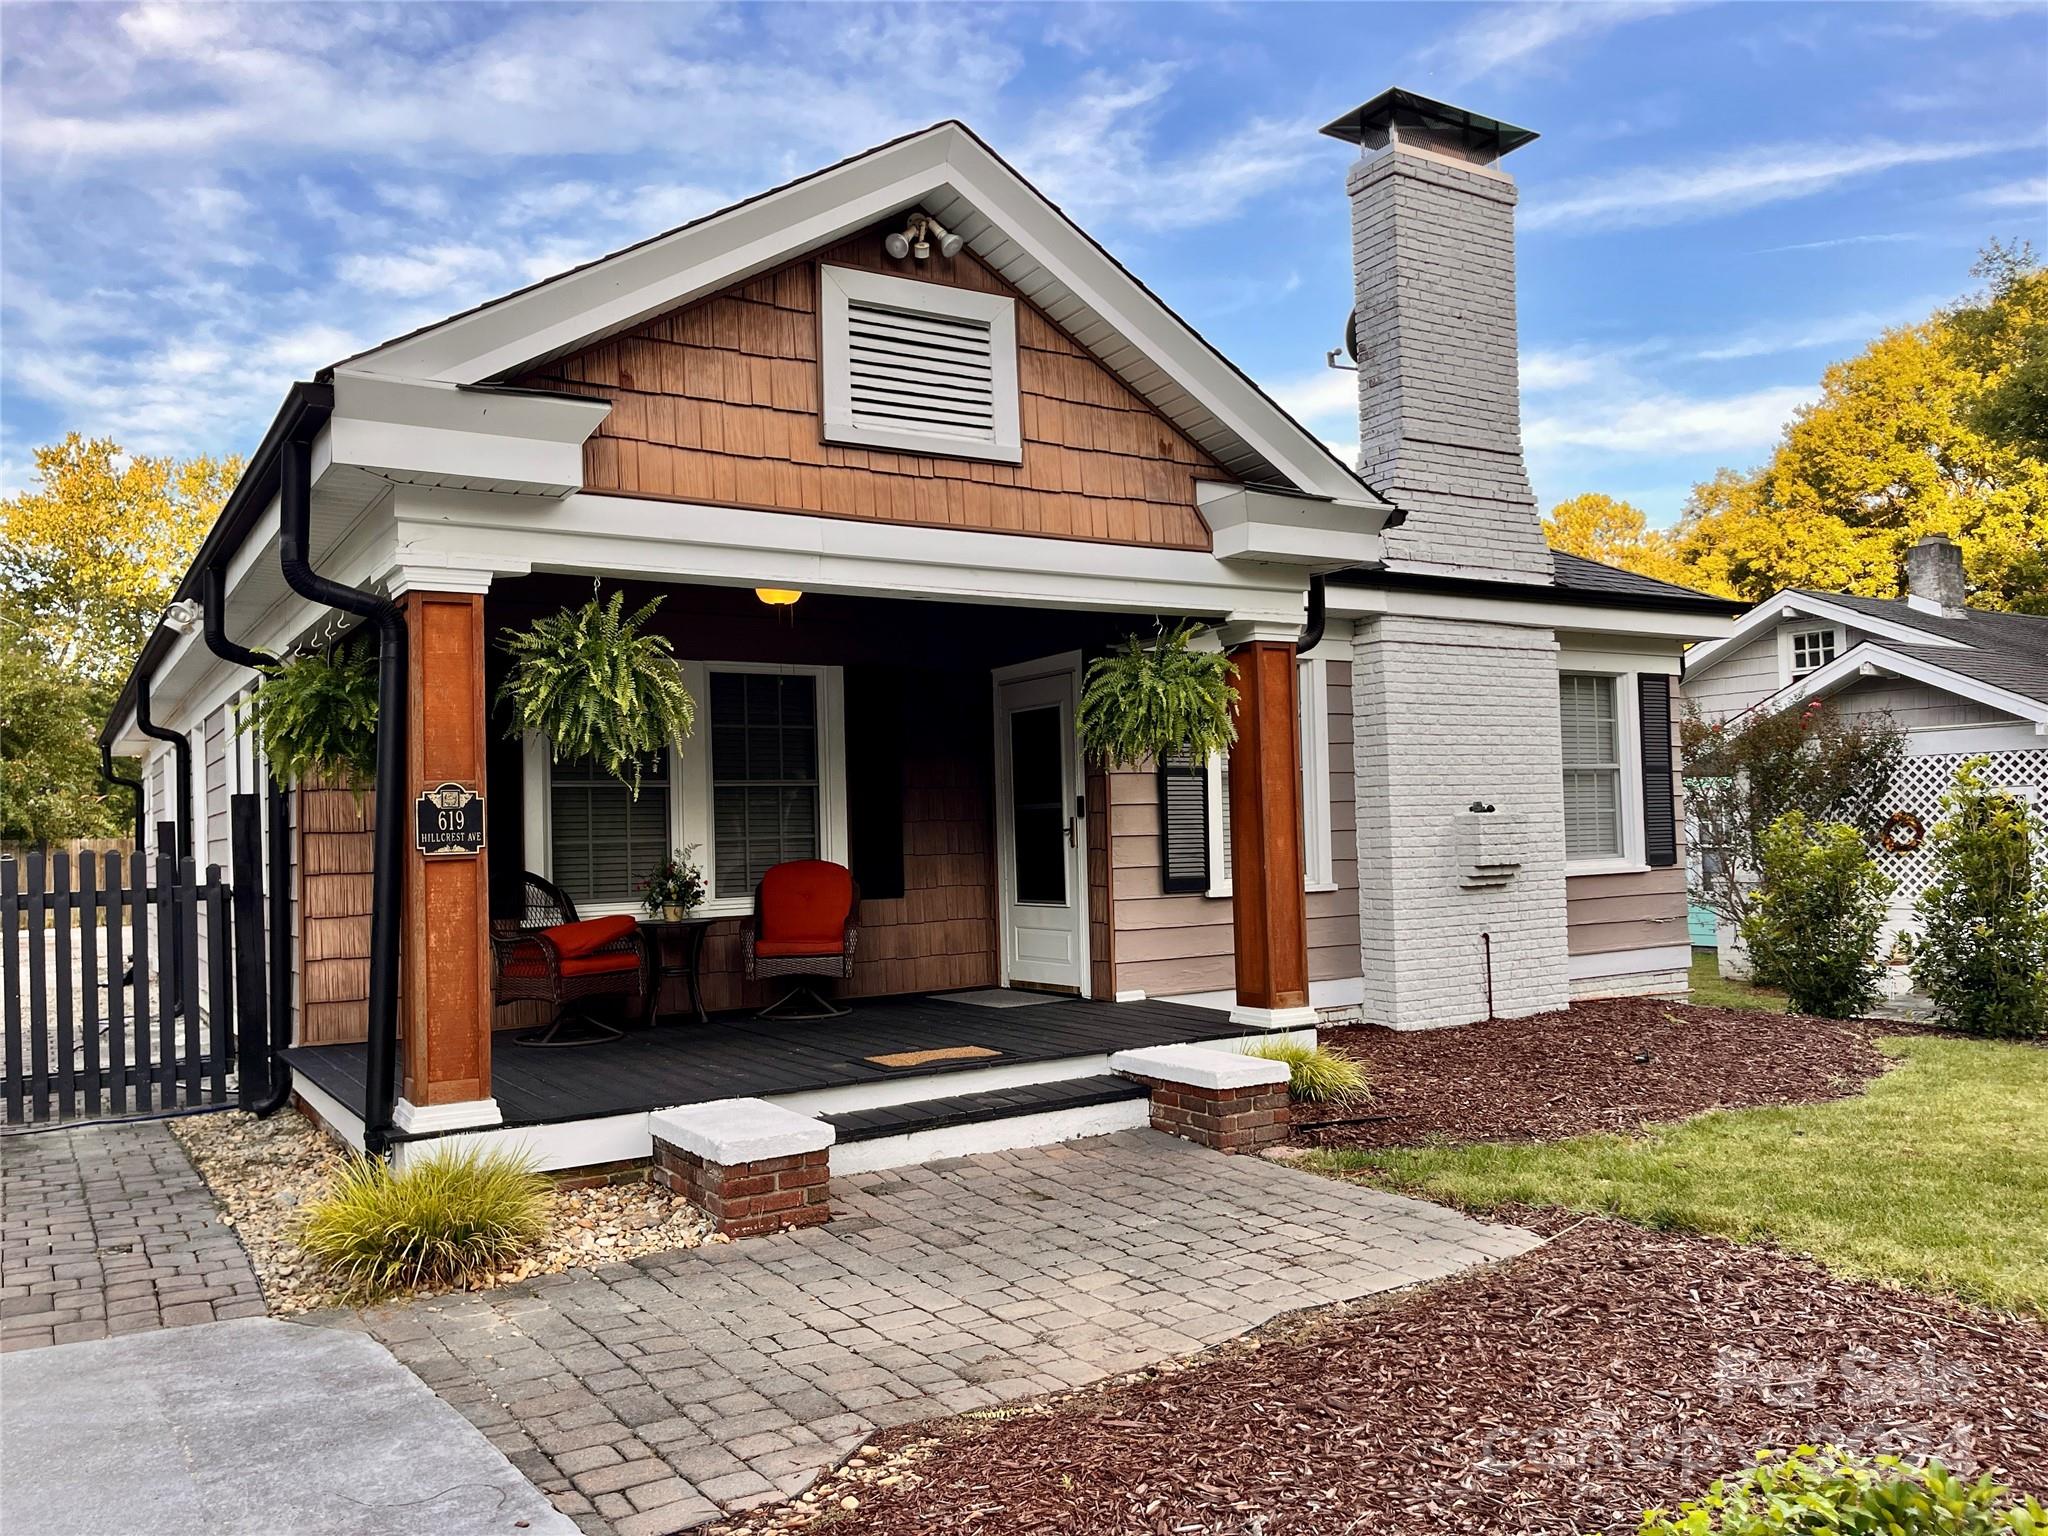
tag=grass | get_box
[1303,1033,2048,1316]
[298,1145,552,1301]
[1244,1039,1369,1103]
[1686,946,1789,1012]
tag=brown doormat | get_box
[864,1045,1001,1069]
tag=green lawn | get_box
[1306,1033,2048,1316]
[1685,946,1788,1012]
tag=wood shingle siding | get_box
[514,228,1221,550]
[297,776,375,1044]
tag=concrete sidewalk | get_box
[1,1316,577,1536]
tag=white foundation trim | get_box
[830,1099,1151,1175]
[291,1069,368,1154]
[1568,943,1695,981]
[1111,1043,1290,1090]
[1571,968,1689,1000]
[1164,977,1362,1013]
[650,1099,834,1164]
[1227,1003,1324,1031]
[392,1096,504,1134]
[1114,989,1148,1003]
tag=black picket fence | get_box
[1,795,277,1127]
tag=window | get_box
[1559,674,1624,862]
[1200,657,1334,897]
[709,671,820,898]
[1789,627,1838,678]
[548,750,671,909]
[819,264,1021,463]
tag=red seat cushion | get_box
[559,951,641,979]
[757,861,853,950]
[543,914,638,960]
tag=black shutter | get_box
[1638,674,1678,868]
[844,667,905,900]
[1159,749,1209,894]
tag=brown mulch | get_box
[1294,997,1901,1150]
[713,1222,2048,1535]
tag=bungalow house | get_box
[99,89,1739,1175]
[1681,532,2048,958]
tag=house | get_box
[98,89,1740,1175]
[1682,532,2048,956]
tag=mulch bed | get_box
[1294,997,1900,1150]
[714,1221,2048,1535]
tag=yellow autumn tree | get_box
[0,434,241,683]
[1542,491,1713,592]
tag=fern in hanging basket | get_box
[236,638,380,788]
[1078,622,1237,769]
[496,590,695,795]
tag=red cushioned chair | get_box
[491,873,649,1047]
[742,860,860,1020]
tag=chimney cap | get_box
[1320,86,1538,161]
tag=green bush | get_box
[299,1146,551,1300]
[1244,1040,1368,1104]
[1913,758,2048,1039]
[1636,1446,2045,1534]
[1739,811,1893,1018]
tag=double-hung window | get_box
[1559,673,1625,863]
[547,750,672,909]
[708,671,820,897]
[1198,657,1335,897]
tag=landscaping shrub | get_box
[1739,811,1893,1018]
[1244,1039,1367,1103]
[298,1146,551,1300]
[1635,1445,2045,1534]
[1913,758,2048,1039]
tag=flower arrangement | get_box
[640,846,706,919]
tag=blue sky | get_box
[3,1,2044,526]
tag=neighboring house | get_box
[1682,532,2048,953]
[100,89,1739,1171]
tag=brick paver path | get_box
[334,1130,1536,1536]
[0,1120,264,1351]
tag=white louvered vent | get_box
[821,264,1021,463]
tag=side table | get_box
[640,917,717,1025]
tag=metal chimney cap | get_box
[1320,86,1539,161]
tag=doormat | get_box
[865,1045,1002,1069]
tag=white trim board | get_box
[828,1099,1150,1175]
[1789,642,2048,727]
[1905,722,2047,756]
[1686,591,1964,677]
[1567,943,1693,982]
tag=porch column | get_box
[1220,623,1317,1031]
[395,581,500,1131]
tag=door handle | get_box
[1066,816,1079,848]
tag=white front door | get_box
[994,660,1087,992]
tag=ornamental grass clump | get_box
[1244,1039,1368,1104]
[1078,622,1236,768]
[1913,757,2048,1039]
[1738,811,1893,1019]
[237,638,380,788]
[497,589,695,796]
[1635,1445,2044,1534]
[298,1146,551,1301]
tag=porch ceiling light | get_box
[755,587,802,606]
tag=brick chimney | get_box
[1323,88,1551,583]
[1904,533,1969,618]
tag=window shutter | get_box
[845,300,997,445]
[1637,674,1678,868]
[1158,749,1209,894]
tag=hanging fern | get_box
[237,639,380,788]
[496,589,695,796]
[1078,622,1237,769]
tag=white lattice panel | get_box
[1880,749,2046,902]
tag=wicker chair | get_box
[491,872,649,1047]
[741,860,860,1020]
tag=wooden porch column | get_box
[1223,629,1317,1031]
[396,586,499,1129]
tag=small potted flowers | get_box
[640,847,706,920]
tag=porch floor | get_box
[281,992,1238,1129]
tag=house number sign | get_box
[415,783,485,856]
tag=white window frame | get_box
[1559,667,1647,876]
[818,263,1022,464]
[1204,656,1335,898]
[1780,623,1842,684]
[522,661,848,918]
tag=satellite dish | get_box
[1344,308,1358,362]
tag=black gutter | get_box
[98,745,146,854]
[1329,561,1750,618]
[1299,573,1327,656]
[199,566,298,1118]
[132,677,193,863]
[278,433,407,1157]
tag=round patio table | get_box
[639,916,718,1025]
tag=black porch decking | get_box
[282,993,1238,1129]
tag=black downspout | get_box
[200,566,297,1118]
[276,436,408,1156]
[99,745,146,855]
[133,678,193,864]
[1298,572,1327,656]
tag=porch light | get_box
[755,587,802,607]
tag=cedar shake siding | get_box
[1109,659,1360,999]
[297,775,375,1045]
[1565,675,1688,960]
[512,227,1221,550]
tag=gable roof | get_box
[328,120,1381,510]
[1798,589,2048,660]
[1550,551,1735,607]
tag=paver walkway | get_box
[333,1130,1536,1536]
[1,1119,264,1351]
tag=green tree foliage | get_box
[1078,622,1237,768]
[1947,240,2048,462]
[1912,758,2048,1039]
[1739,811,1894,1019]
[1636,1445,2044,1534]
[0,646,133,843]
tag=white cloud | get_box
[1971,176,2048,208]
[338,243,504,298]
[1687,298,1941,361]
[1266,367,1359,427]
[1526,383,1812,457]
[1525,138,2025,231]
[1416,1,1683,85]
[1750,232,1919,254]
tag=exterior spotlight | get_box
[754,588,802,607]
[884,229,911,260]
[162,598,202,634]
[923,215,963,259]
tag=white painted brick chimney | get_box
[1325,89,1552,583]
